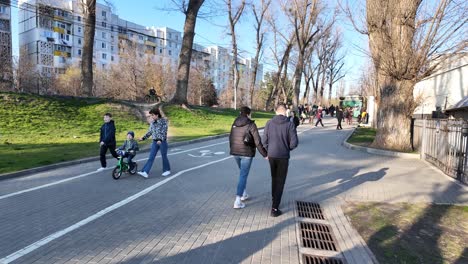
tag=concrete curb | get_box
[342,128,420,159]
[0,133,230,181]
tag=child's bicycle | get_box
[112,150,138,180]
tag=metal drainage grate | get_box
[300,222,338,251]
[302,254,344,264]
[297,201,325,220]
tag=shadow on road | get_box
[120,219,292,264]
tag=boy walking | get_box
[263,104,298,217]
[97,113,119,171]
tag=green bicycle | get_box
[112,150,138,180]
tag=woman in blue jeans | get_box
[138,108,171,178]
[229,106,268,209]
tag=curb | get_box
[0,133,230,181]
[342,128,420,159]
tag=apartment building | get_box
[0,0,12,84]
[18,0,182,76]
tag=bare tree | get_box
[170,0,205,105]
[79,0,96,97]
[265,10,295,110]
[326,30,345,102]
[286,0,321,110]
[248,0,271,107]
[226,0,246,109]
[346,0,468,151]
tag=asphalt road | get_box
[1,117,466,264]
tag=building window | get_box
[110,25,114,32]
[169,50,172,56]
[111,56,114,61]
[139,35,144,40]
[169,42,172,48]
[169,33,172,39]
[78,27,81,33]
[102,22,106,28]
[160,40,163,45]
[102,32,106,39]
[102,11,107,17]
[111,46,114,51]
[102,53,107,59]
[78,49,81,55]
[159,48,162,54]
[78,38,82,45]
[77,16,81,21]
[102,42,107,49]
[0,6,7,14]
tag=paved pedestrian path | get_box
[0,117,466,264]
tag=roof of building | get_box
[445,96,468,112]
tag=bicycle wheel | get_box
[112,167,122,180]
[129,163,138,175]
[144,95,151,103]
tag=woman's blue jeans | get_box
[142,140,171,173]
[234,156,253,196]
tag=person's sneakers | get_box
[271,208,282,217]
[138,171,149,178]
[96,167,106,172]
[162,171,171,177]
[233,200,245,209]
[240,193,249,201]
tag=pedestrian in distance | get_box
[263,104,298,217]
[97,113,119,171]
[137,108,171,178]
[315,108,324,127]
[116,131,139,170]
[229,106,268,209]
[290,111,300,128]
[336,107,344,130]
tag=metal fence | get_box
[416,119,468,184]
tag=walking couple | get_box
[229,104,298,217]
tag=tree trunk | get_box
[171,0,204,105]
[249,57,259,107]
[371,76,415,151]
[80,0,96,97]
[292,52,304,110]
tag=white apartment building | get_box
[0,0,12,83]
[18,0,182,75]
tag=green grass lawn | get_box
[0,92,274,174]
[344,202,468,264]
[347,127,377,146]
[166,105,274,142]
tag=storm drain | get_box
[302,254,344,264]
[300,222,338,251]
[297,201,325,220]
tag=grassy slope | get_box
[347,127,377,146]
[0,93,274,174]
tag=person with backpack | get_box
[229,106,268,209]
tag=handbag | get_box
[243,123,255,146]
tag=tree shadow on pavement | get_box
[120,219,291,264]
[287,167,388,202]
[361,182,468,263]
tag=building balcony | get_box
[53,50,71,57]
[145,40,156,47]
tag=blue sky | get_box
[10,0,368,90]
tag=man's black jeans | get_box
[100,144,118,168]
[268,157,289,209]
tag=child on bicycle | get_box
[116,131,139,170]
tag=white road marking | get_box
[0,156,232,264]
[0,141,228,201]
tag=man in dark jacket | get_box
[229,106,268,209]
[263,104,298,217]
[336,107,344,130]
[97,113,119,171]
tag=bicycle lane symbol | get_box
[188,150,225,158]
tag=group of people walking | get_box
[98,104,301,217]
[229,104,298,217]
